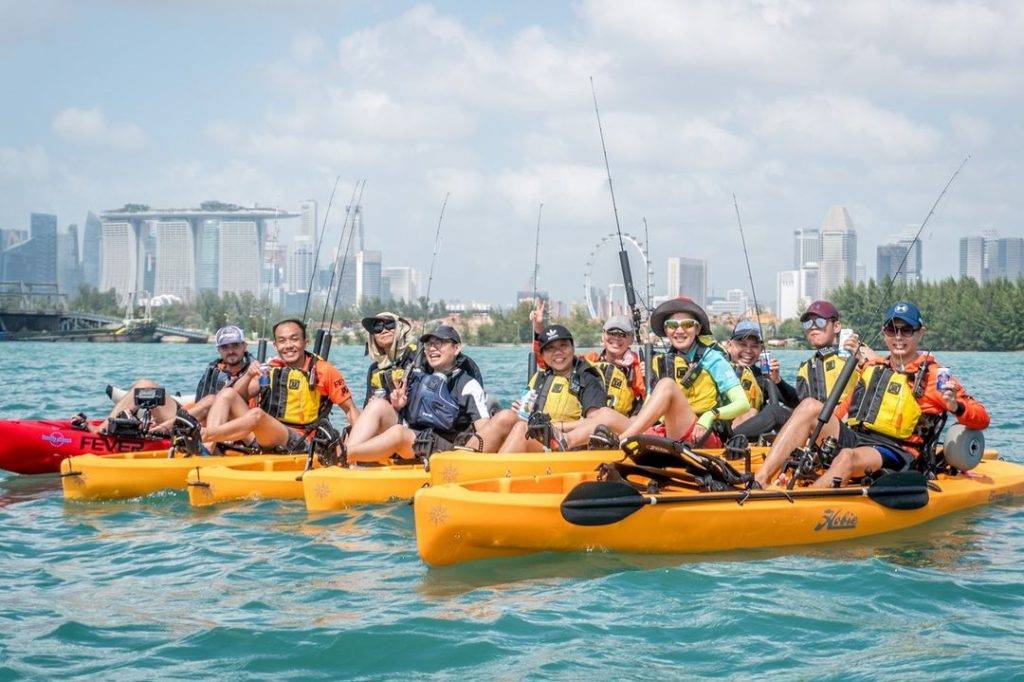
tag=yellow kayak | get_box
[427,449,624,486]
[186,455,311,507]
[60,451,297,500]
[303,463,429,511]
[414,456,1024,567]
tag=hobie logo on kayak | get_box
[41,431,73,448]
[814,509,858,531]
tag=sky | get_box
[1,0,1022,307]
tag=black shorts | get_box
[285,428,308,453]
[836,423,914,471]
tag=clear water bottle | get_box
[517,388,538,420]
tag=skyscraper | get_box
[776,271,800,320]
[1004,238,1024,280]
[666,257,707,307]
[81,212,102,288]
[383,266,420,303]
[818,206,857,296]
[876,243,903,284]
[800,263,820,302]
[356,250,383,303]
[287,236,315,293]
[959,235,986,283]
[99,221,139,298]
[196,219,219,293]
[153,220,196,300]
[2,213,58,286]
[299,199,318,243]
[793,228,820,268]
[898,235,922,284]
[218,221,261,295]
[57,225,82,295]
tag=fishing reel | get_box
[782,436,840,489]
[526,413,559,451]
[312,421,345,467]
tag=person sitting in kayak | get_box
[343,325,502,462]
[615,297,750,449]
[753,302,990,488]
[184,319,359,453]
[528,299,646,420]
[724,320,797,442]
[361,312,418,406]
[498,324,620,452]
[793,300,872,406]
[86,325,254,435]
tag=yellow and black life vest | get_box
[651,339,722,415]
[796,350,858,403]
[846,362,929,441]
[734,363,763,412]
[528,359,603,423]
[590,358,635,416]
[261,353,328,428]
[369,343,419,396]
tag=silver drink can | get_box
[837,327,854,357]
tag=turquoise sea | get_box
[1,343,1022,679]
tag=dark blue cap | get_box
[731,319,762,340]
[884,301,923,328]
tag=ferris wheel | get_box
[582,232,653,321]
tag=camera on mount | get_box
[134,387,166,410]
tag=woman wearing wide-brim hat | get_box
[616,297,751,448]
[360,312,417,406]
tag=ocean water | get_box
[1,343,1022,679]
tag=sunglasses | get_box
[801,316,833,330]
[371,319,397,334]
[604,329,631,339]
[882,323,920,337]
[664,319,699,331]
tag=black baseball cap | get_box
[419,325,461,344]
[538,324,574,349]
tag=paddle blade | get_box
[867,470,929,510]
[560,480,646,526]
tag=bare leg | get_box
[618,378,697,441]
[472,409,520,453]
[346,398,400,447]
[346,424,417,463]
[152,394,216,434]
[497,420,544,453]
[560,407,631,449]
[754,399,841,487]
[205,388,251,430]
[201,407,292,448]
[811,446,883,488]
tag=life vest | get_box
[404,371,460,432]
[796,350,858,403]
[589,356,636,416]
[195,353,252,401]
[651,338,722,415]
[260,353,328,428]
[369,342,419,397]
[847,361,930,442]
[734,363,764,412]
[528,358,603,423]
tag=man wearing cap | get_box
[499,323,618,452]
[529,298,646,418]
[616,297,750,448]
[793,300,868,406]
[87,324,255,436]
[754,302,990,488]
[360,312,418,406]
[725,320,799,441]
[343,325,506,461]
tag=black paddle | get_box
[560,470,929,526]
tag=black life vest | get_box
[195,352,253,401]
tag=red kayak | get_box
[0,420,170,475]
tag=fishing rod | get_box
[642,217,652,312]
[528,202,543,379]
[301,174,343,328]
[420,192,450,335]
[322,181,368,358]
[590,77,644,339]
[864,155,971,348]
[314,180,365,358]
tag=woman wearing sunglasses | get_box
[615,297,750,448]
[360,313,418,406]
[754,301,990,488]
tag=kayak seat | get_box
[621,435,752,490]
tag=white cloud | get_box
[52,107,147,151]
[0,146,50,182]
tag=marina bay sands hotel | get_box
[99,202,299,303]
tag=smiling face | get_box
[540,338,575,373]
[217,341,247,368]
[728,336,763,366]
[803,315,841,349]
[883,320,923,363]
[602,328,632,359]
[423,337,459,372]
[273,322,307,365]
[663,313,699,351]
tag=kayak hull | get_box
[426,449,624,486]
[186,456,310,507]
[60,452,297,500]
[303,465,429,511]
[0,419,169,475]
[414,458,1024,567]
